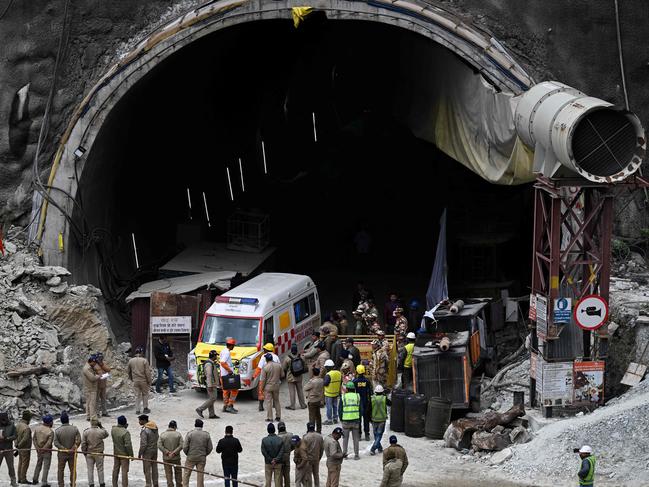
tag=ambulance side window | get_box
[264,317,274,345]
[294,293,317,324]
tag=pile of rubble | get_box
[480,357,530,412]
[0,227,133,419]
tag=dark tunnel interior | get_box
[71,17,533,332]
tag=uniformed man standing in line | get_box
[94,352,111,417]
[127,346,152,415]
[32,415,54,487]
[83,355,104,421]
[277,422,294,487]
[81,418,109,487]
[183,419,213,487]
[0,411,17,487]
[54,411,81,487]
[323,427,344,487]
[158,420,183,487]
[15,410,33,485]
[111,416,132,487]
[138,414,159,487]
[196,350,220,419]
[302,423,324,487]
[260,353,284,422]
[292,435,311,487]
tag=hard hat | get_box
[406,332,416,340]
[374,384,384,394]
[263,343,274,352]
[324,359,335,367]
[226,337,236,345]
[579,445,593,454]
[356,364,366,375]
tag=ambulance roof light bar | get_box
[215,296,259,305]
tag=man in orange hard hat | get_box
[220,338,239,414]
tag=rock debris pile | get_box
[0,227,132,419]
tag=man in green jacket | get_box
[260,423,284,487]
[111,416,133,487]
[577,445,596,487]
[158,420,183,487]
[339,382,361,460]
[370,385,388,455]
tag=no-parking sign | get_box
[574,295,608,330]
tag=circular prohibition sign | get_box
[573,294,609,331]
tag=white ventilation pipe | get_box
[514,81,645,183]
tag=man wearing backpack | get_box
[283,344,308,410]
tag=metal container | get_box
[405,394,427,438]
[425,397,452,439]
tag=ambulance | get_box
[187,273,320,396]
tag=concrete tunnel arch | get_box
[36,0,536,279]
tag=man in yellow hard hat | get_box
[353,364,373,441]
[253,343,279,411]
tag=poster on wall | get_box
[541,361,573,406]
[536,295,548,339]
[573,361,605,405]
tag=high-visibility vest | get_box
[579,455,596,486]
[371,395,388,423]
[404,343,415,368]
[324,370,342,397]
[341,392,360,421]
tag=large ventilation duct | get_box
[514,81,645,183]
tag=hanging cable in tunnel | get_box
[186,187,193,220]
[312,112,318,142]
[261,140,268,174]
[226,167,234,201]
[239,157,245,192]
[203,191,212,228]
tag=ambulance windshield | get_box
[201,316,260,346]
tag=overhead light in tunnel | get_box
[186,187,193,220]
[131,233,140,269]
[261,140,268,174]
[73,146,86,159]
[226,167,234,201]
[238,157,245,192]
[202,191,211,228]
[312,112,318,142]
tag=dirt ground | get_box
[0,384,541,487]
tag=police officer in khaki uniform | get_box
[196,350,220,419]
[158,420,183,487]
[94,353,111,417]
[53,411,81,487]
[260,353,284,422]
[182,419,213,487]
[15,410,33,485]
[81,418,109,487]
[83,355,104,421]
[32,415,54,487]
[127,346,152,415]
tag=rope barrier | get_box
[1,447,263,487]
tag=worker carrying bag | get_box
[291,356,306,376]
[222,373,241,390]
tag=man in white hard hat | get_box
[401,332,416,390]
[576,445,596,486]
[322,360,341,425]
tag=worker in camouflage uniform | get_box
[371,340,389,388]
[393,308,408,341]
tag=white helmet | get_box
[374,384,384,394]
[406,332,416,339]
[324,359,335,367]
[579,445,593,454]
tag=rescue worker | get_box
[292,435,310,487]
[303,367,324,433]
[153,335,176,394]
[81,417,109,487]
[371,340,388,388]
[215,425,242,487]
[344,338,361,367]
[260,423,284,487]
[577,445,596,487]
[401,333,416,390]
[138,414,159,487]
[158,420,183,487]
[370,385,388,455]
[277,422,294,487]
[283,343,307,410]
[32,415,54,487]
[393,308,408,341]
[379,457,403,487]
[195,350,220,419]
[325,327,339,360]
[183,419,213,487]
[322,360,341,425]
[302,423,323,487]
[0,411,17,487]
[353,365,372,441]
[94,352,111,417]
[303,332,323,371]
[260,352,284,422]
[220,338,239,414]
[15,410,33,485]
[382,436,408,476]
[323,427,344,487]
[339,382,361,460]
[363,299,380,333]
[253,343,280,412]
[54,411,81,487]
[83,355,103,421]
[384,293,401,334]
[127,346,152,415]
[111,416,133,487]
[339,352,355,394]
[314,343,330,379]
